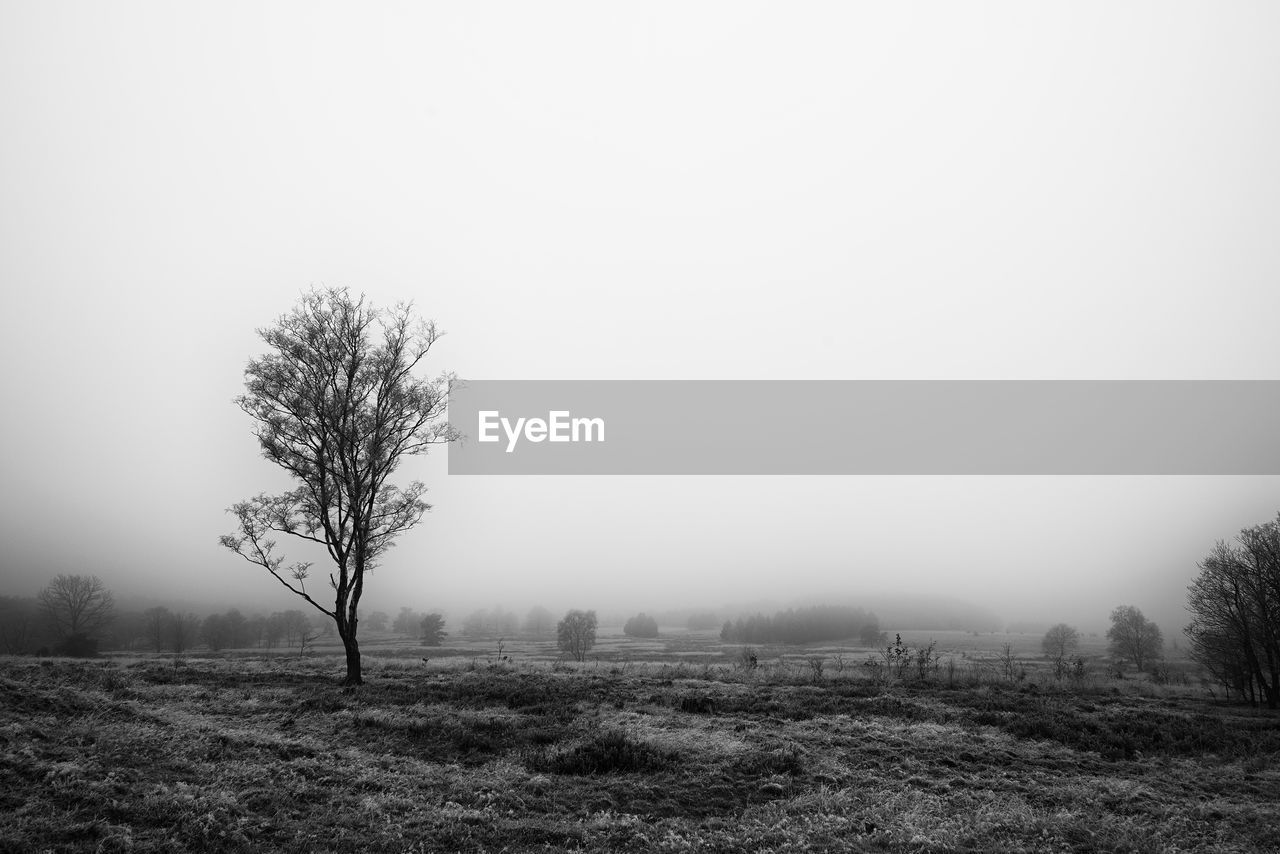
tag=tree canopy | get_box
[557,610,598,662]
[1107,605,1163,672]
[1041,623,1080,660]
[38,574,115,650]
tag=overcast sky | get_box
[2,2,1279,632]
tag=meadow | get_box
[2,629,1278,853]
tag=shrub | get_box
[529,731,678,775]
[732,745,806,777]
[867,635,942,683]
[679,695,716,714]
[914,640,939,680]
[623,613,658,638]
[420,613,447,646]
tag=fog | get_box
[3,3,1280,640]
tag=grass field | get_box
[2,631,1278,853]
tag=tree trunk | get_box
[342,632,362,686]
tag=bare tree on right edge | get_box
[1186,527,1280,708]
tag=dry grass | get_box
[1,647,1277,853]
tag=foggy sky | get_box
[3,2,1279,636]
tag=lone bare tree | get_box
[557,609,598,662]
[220,288,457,685]
[1041,623,1080,660]
[38,574,115,643]
[1107,605,1163,672]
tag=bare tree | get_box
[1186,527,1280,708]
[557,609,598,662]
[298,620,325,656]
[220,288,457,685]
[1107,605,1163,672]
[38,575,115,641]
[1041,623,1080,660]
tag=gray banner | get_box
[446,381,1280,475]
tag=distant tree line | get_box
[0,574,352,657]
[720,605,882,646]
[685,611,721,631]
[462,607,521,637]
[392,607,424,636]
[400,605,556,639]
[137,606,331,655]
[383,605,563,644]
[1,575,118,656]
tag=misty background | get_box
[3,2,1280,638]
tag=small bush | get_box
[529,730,679,775]
[914,640,939,681]
[1243,754,1270,774]
[679,695,716,714]
[97,668,134,696]
[1068,656,1090,686]
[732,745,806,777]
[623,613,659,638]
